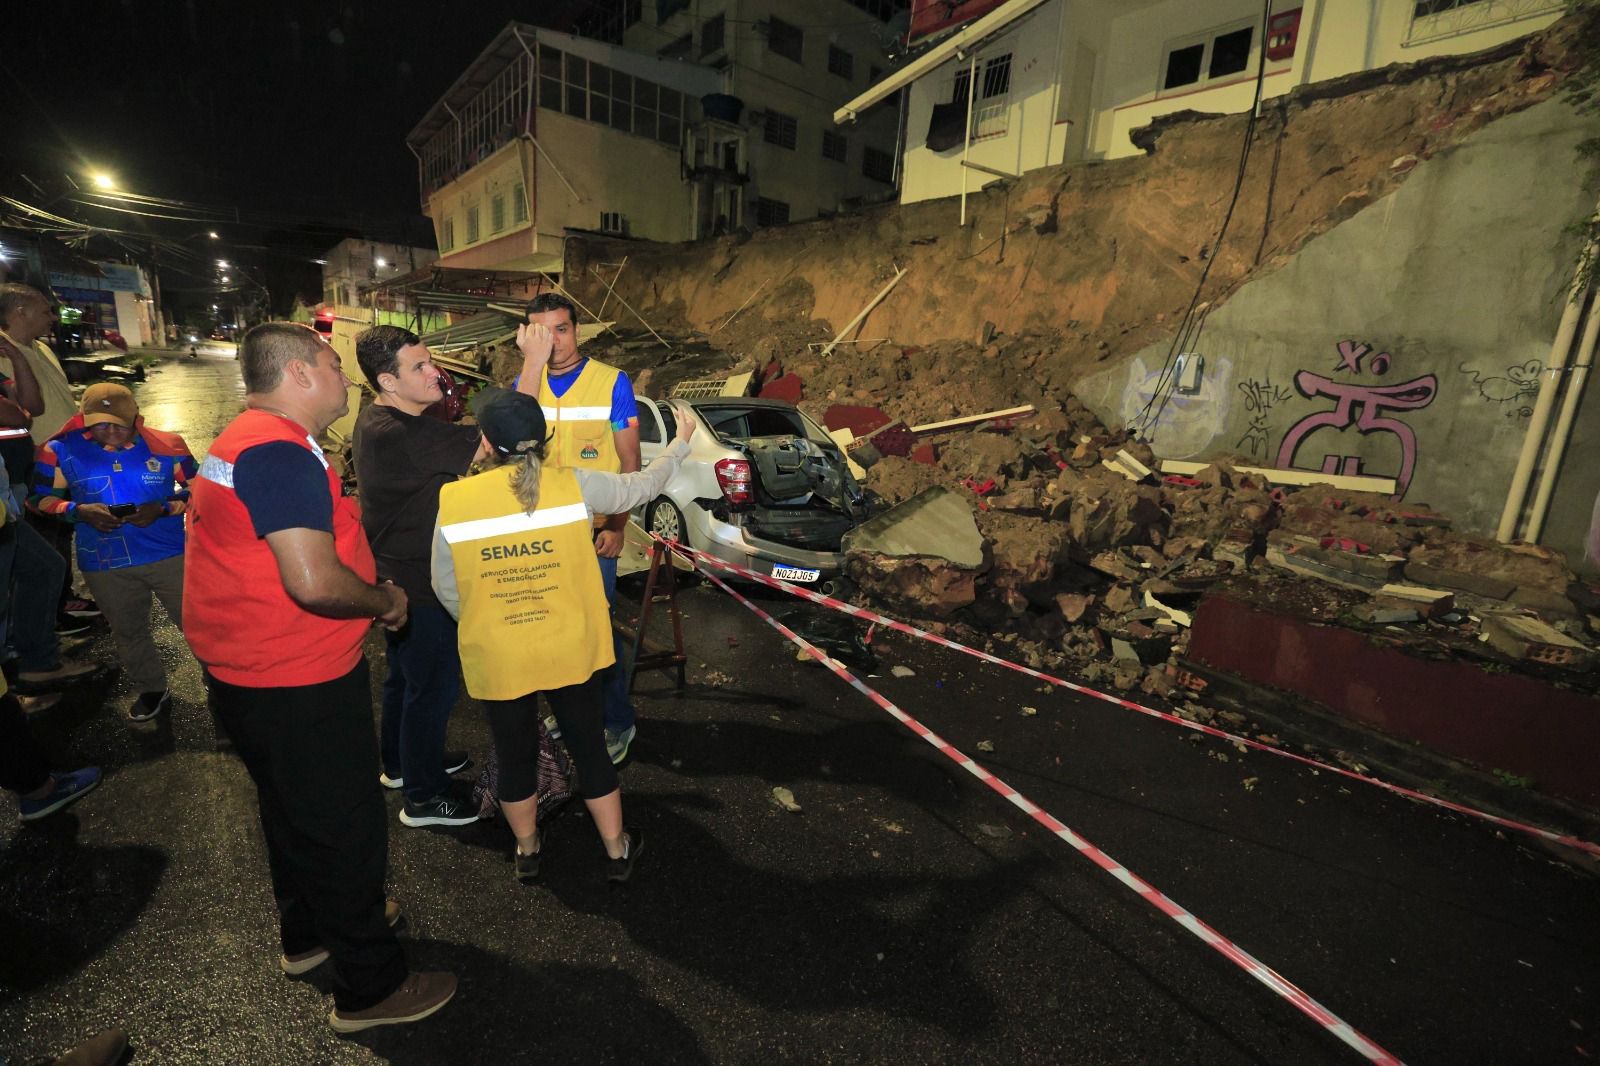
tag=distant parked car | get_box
[633,396,869,593]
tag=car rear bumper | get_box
[698,513,846,582]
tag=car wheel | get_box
[647,497,689,546]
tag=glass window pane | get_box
[635,79,658,109]
[1164,43,1204,89]
[1209,28,1253,78]
[565,85,586,118]
[589,64,610,94]
[659,86,682,117]
[633,106,656,139]
[564,53,587,86]
[658,116,681,145]
[611,71,632,103]
[539,45,561,73]
[589,95,609,125]
[540,77,562,110]
[609,101,631,132]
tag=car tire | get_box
[646,497,689,548]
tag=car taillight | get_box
[714,458,754,506]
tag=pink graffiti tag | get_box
[1275,366,1436,498]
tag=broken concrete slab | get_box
[845,553,977,617]
[1403,560,1515,600]
[1482,613,1595,668]
[842,486,984,568]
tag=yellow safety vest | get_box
[539,359,621,474]
[437,463,613,700]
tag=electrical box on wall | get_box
[1266,8,1302,61]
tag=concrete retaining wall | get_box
[1077,99,1600,573]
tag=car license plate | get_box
[771,565,820,583]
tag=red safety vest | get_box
[184,409,376,687]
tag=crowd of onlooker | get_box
[3,282,696,1058]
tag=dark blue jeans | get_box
[379,602,462,804]
[597,554,636,735]
[1,483,66,672]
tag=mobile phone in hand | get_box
[108,503,138,517]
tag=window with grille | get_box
[862,146,894,184]
[1161,22,1256,93]
[821,129,848,162]
[491,195,506,233]
[702,13,725,55]
[768,17,803,63]
[828,45,854,80]
[512,184,527,222]
[1406,0,1559,43]
[981,54,1011,98]
[441,217,454,252]
[755,197,790,226]
[764,110,798,150]
[466,206,480,244]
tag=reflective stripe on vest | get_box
[539,360,620,473]
[437,463,612,701]
[183,410,376,688]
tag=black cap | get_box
[470,387,548,455]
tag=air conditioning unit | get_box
[600,211,627,235]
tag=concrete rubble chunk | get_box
[1482,614,1594,668]
[842,486,984,568]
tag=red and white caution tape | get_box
[689,556,1404,1064]
[658,538,1600,860]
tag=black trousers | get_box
[0,692,50,796]
[483,673,616,803]
[209,658,407,1011]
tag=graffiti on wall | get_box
[1119,354,1235,459]
[1275,340,1437,497]
[1233,373,1295,458]
[1459,359,1541,421]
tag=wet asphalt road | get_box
[2,353,1598,1064]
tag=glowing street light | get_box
[216,259,229,268]
[91,172,116,190]
[207,231,220,239]
[221,275,231,283]
[375,257,388,268]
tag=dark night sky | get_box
[5,1,586,305]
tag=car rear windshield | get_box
[698,405,829,444]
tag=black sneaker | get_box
[128,690,171,722]
[398,794,479,828]
[513,831,545,884]
[606,830,643,883]
[380,750,472,790]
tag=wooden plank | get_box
[909,404,1035,434]
[820,267,906,357]
[1158,459,1397,495]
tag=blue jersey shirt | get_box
[45,432,191,571]
[515,359,638,430]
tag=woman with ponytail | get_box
[431,322,694,883]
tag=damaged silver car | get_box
[633,396,869,592]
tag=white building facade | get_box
[590,0,908,228]
[320,238,438,308]
[838,0,1567,206]
[408,23,723,274]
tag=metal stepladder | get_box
[624,538,687,694]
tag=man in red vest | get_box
[184,322,455,1033]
